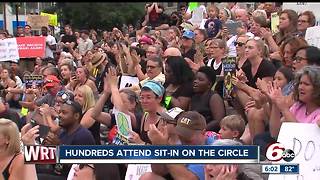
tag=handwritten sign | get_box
[26,15,49,30]
[16,36,46,58]
[119,75,140,90]
[305,26,320,48]
[269,123,320,180]
[40,12,58,26]
[114,109,132,139]
[271,12,279,34]
[125,164,152,180]
[0,38,19,62]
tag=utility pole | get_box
[15,3,19,27]
[3,3,6,30]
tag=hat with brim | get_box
[175,111,206,139]
[157,107,184,124]
[92,52,107,68]
[43,75,60,89]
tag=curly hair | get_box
[293,65,320,106]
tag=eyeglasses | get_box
[234,41,246,47]
[293,56,307,63]
[298,20,308,23]
[146,65,158,69]
[79,164,95,170]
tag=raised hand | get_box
[147,124,169,145]
[21,123,40,145]
[106,67,118,89]
[129,130,144,144]
[215,165,238,180]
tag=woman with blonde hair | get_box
[0,118,25,179]
[74,85,101,144]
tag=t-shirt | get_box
[60,34,77,52]
[78,38,94,55]
[187,5,207,27]
[43,35,57,58]
[289,102,320,124]
[35,93,56,107]
[241,59,276,88]
[59,125,96,145]
[204,18,222,38]
[186,131,221,180]
[182,48,197,62]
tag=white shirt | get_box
[43,35,57,58]
[187,5,207,27]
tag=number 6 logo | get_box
[266,142,285,161]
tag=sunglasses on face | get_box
[234,41,246,47]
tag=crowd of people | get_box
[1,2,320,180]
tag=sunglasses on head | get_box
[234,41,246,47]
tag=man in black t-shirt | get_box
[59,25,77,53]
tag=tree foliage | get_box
[50,3,145,31]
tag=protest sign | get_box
[269,123,320,180]
[283,3,320,25]
[26,15,49,29]
[271,12,279,34]
[188,2,199,12]
[119,75,140,90]
[125,164,152,180]
[305,26,320,49]
[223,56,236,99]
[23,75,44,89]
[16,37,46,58]
[114,109,132,139]
[0,38,19,62]
[40,12,58,26]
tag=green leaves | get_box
[56,3,145,30]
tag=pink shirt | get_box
[289,102,320,123]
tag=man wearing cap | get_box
[181,30,197,62]
[35,75,63,107]
[142,111,208,180]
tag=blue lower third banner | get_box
[58,145,259,164]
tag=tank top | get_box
[2,153,20,180]
[84,110,101,145]
[140,113,161,144]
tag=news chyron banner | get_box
[24,145,259,164]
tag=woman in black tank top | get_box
[129,80,166,144]
[191,67,226,132]
[74,85,101,144]
[0,119,27,180]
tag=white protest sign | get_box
[113,108,132,139]
[119,75,140,90]
[305,26,320,48]
[188,5,206,27]
[283,2,320,25]
[0,38,19,62]
[269,123,320,180]
[125,164,152,180]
